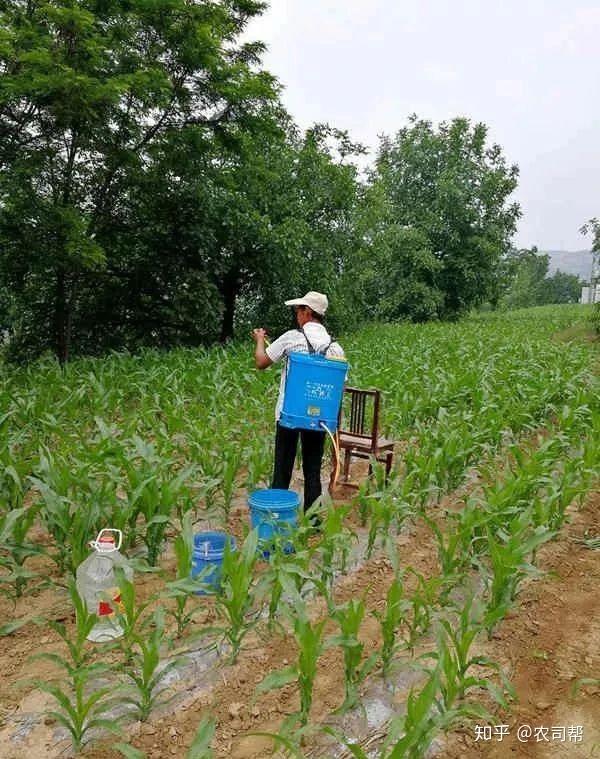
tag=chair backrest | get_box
[339,387,381,448]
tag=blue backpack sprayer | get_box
[278,328,348,485]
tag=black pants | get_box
[272,422,325,511]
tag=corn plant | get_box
[219,447,241,521]
[163,512,207,640]
[208,529,260,662]
[318,502,355,594]
[0,503,45,602]
[425,515,465,576]
[30,580,122,752]
[404,570,445,652]
[187,715,217,759]
[120,607,185,722]
[422,596,514,712]
[532,457,587,533]
[382,665,489,759]
[331,598,378,713]
[372,573,408,679]
[257,604,327,729]
[31,460,104,575]
[455,497,494,560]
[256,542,317,630]
[123,437,196,565]
[482,513,552,638]
[365,490,397,559]
[244,438,271,492]
[0,419,27,509]
[355,478,371,528]
[114,567,154,661]
[116,743,146,759]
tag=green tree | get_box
[501,247,549,308]
[499,247,582,308]
[542,270,582,305]
[232,122,366,339]
[373,116,520,318]
[349,180,443,323]
[0,0,276,362]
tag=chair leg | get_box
[385,451,393,482]
[343,449,352,482]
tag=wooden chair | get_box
[334,387,395,486]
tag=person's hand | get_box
[252,328,268,342]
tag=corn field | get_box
[1,305,599,758]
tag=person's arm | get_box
[252,328,273,370]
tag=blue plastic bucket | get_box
[279,352,348,432]
[191,531,235,595]
[248,489,300,557]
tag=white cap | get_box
[284,291,328,315]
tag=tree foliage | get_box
[500,247,581,308]
[372,116,520,318]
[0,4,531,363]
[0,0,276,361]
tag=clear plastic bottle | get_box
[75,528,133,642]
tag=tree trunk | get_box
[219,270,239,343]
[54,268,72,364]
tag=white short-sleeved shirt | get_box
[265,322,345,421]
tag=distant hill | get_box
[543,250,593,280]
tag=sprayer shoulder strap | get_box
[300,326,333,356]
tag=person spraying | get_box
[252,291,345,517]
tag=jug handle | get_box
[90,528,123,553]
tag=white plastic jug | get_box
[75,528,133,642]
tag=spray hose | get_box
[320,421,341,490]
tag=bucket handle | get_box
[90,528,123,553]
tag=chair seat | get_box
[338,432,395,452]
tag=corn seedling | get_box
[0,504,45,602]
[30,580,122,752]
[331,598,379,713]
[355,478,371,527]
[365,490,396,559]
[404,570,445,652]
[116,744,146,759]
[114,567,154,661]
[163,512,209,641]
[257,603,327,729]
[381,668,442,758]
[187,715,217,759]
[256,543,317,630]
[219,448,241,521]
[383,662,494,759]
[422,596,514,713]
[319,502,355,593]
[483,513,552,638]
[210,529,260,662]
[31,468,104,576]
[120,607,185,721]
[423,514,468,588]
[372,573,408,680]
[124,438,196,565]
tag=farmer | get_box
[252,291,345,514]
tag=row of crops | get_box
[0,305,598,757]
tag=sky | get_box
[246,0,600,251]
